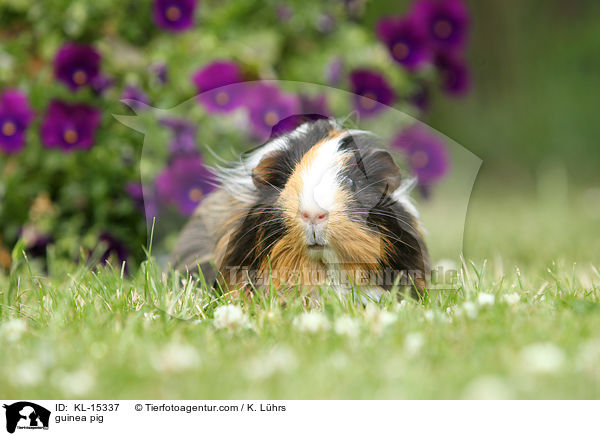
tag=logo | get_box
[3,402,50,434]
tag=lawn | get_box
[1,183,599,399]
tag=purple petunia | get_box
[90,74,115,95]
[54,43,101,91]
[245,83,300,139]
[413,0,469,52]
[435,52,471,96]
[155,154,215,216]
[326,57,344,86]
[40,100,101,151]
[21,225,54,258]
[192,61,246,113]
[270,114,329,138]
[126,182,159,222]
[376,16,430,70]
[268,94,330,138]
[392,125,449,185]
[160,117,197,155]
[153,0,197,32]
[98,232,129,270]
[121,86,150,111]
[151,63,168,84]
[409,81,431,112]
[0,89,34,154]
[300,94,331,118]
[349,69,395,117]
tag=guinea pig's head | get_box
[247,120,428,279]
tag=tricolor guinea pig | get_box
[171,119,429,296]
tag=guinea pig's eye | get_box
[342,176,356,192]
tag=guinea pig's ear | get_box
[370,149,402,193]
[252,150,286,189]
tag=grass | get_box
[1,184,600,399]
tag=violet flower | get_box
[98,232,129,270]
[392,125,449,185]
[160,117,197,155]
[349,69,395,117]
[413,0,469,51]
[245,83,300,138]
[153,0,197,32]
[126,182,159,222]
[121,86,150,111]
[54,43,101,91]
[151,63,168,84]
[155,154,215,216]
[326,57,344,86]
[0,89,34,154]
[40,100,101,151]
[192,61,246,113]
[376,16,430,70]
[435,52,471,96]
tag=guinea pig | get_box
[171,119,429,296]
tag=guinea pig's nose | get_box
[300,208,329,225]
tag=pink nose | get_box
[300,209,329,225]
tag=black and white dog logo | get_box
[3,402,50,434]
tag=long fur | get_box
[171,119,429,294]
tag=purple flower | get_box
[0,89,34,154]
[349,69,395,117]
[160,117,197,155]
[153,0,197,32]
[126,182,159,222]
[90,74,115,95]
[435,52,471,96]
[155,154,215,216]
[98,232,129,269]
[409,81,431,112]
[376,16,430,70]
[245,84,300,138]
[413,0,469,51]
[300,94,330,118]
[54,43,101,91]
[21,225,54,258]
[121,86,150,111]
[392,125,449,185]
[270,114,329,138]
[326,57,344,85]
[40,100,101,152]
[151,63,168,84]
[276,4,293,21]
[317,13,336,33]
[192,61,246,113]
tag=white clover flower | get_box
[576,339,600,371]
[213,305,249,330]
[293,312,330,333]
[14,360,43,387]
[423,309,435,322]
[364,304,397,335]
[334,316,361,338]
[144,312,158,322]
[404,332,425,356]
[502,293,520,305]
[246,346,297,380]
[56,369,96,397]
[435,258,458,272]
[152,342,201,373]
[1,318,27,342]
[461,301,478,319]
[520,342,566,374]
[477,292,495,306]
[462,375,513,400]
